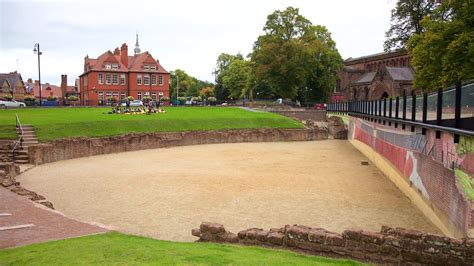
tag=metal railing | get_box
[327,81,474,142]
[11,114,23,161]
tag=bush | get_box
[4,95,13,101]
[177,97,187,102]
[107,97,118,103]
[208,97,217,102]
[142,96,152,103]
[191,96,202,102]
[47,95,57,101]
[126,96,135,101]
[68,95,79,101]
[160,96,170,102]
[24,95,36,101]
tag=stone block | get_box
[200,222,225,234]
[285,225,311,240]
[380,225,396,235]
[282,236,295,247]
[360,231,385,245]
[379,244,401,257]
[395,227,423,240]
[423,233,449,247]
[256,230,268,242]
[237,230,247,239]
[342,229,362,241]
[225,233,239,243]
[191,228,201,238]
[308,229,326,244]
[267,232,284,246]
[325,233,345,247]
[246,228,263,240]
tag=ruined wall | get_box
[349,116,474,237]
[269,110,327,122]
[192,222,474,265]
[28,128,328,165]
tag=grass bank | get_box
[0,107,303,142]
[0,232,363,265]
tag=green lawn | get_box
[456,168,474,200]
[0,107,303,142]
[0,232,363,265]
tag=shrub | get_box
[160,96,170,102]
[107,97,118,103]
[24,95,36,101]
[177,97,187,102]
[47,95,57,101]
[68,95,79,101]
[208,97,217,102]
[142,96,152,103]
[126,96,135,101]
[192,96,202,102]
[4,95,13,101]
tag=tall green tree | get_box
[221,59,253,99]
[169,69,212,99]
[251,7,342,102]
[408,0,474,90]
[384,0,440,51]
[214,53,243,100]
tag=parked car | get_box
[0,99,26,108]
[121,100,144,107]
[314,103,327,110]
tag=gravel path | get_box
[17,140,439,241]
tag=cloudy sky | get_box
[1,0,395,85]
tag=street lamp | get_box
[176,74,179,107]
[33,43,42,107]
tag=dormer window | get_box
[150,65,156,70]
[112,64,119,69]
[105,64,111,69]
[144,64,149,70]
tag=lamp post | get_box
[176,74,179,107]
[33,43,42,107]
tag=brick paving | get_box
[0,187,107,249]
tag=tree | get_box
[169,69,212,99]
[199,86,215,98]
[408,0,474,90]
[251,7,342,102]
[214,53,243,100]
[221,59,253,99]
[384,0,440,51]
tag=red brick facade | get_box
[334,50,416,102]
[79,43,170,105]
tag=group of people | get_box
[110,99,164,115]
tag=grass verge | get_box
[0,107,303,142]
[455,168,474,200]
[0,232,364,265]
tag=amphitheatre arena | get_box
[17,139,439,241]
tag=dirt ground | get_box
[17,140,440,241]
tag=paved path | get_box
[0,187,107,249]
[18,140,440,242]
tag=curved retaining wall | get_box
[192,222,474,265]
[348,116,474,238]
[27,128,328,165]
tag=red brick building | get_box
[333,50,416,102]
[79,35,170,105]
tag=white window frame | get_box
[144,74,150,85]
[98,73,103,84]
[137,91,142,100]
[105,64,111,69]
[106,74,111,84]
[158,75,163,85]
[159,92,164,96]
[113,74,118,85]
[144,91,150,96]
[137,74,142,85]
[152,92,157,101]
[144,64,149,70]
[113,91,119,98]
[151,74,157,85]
[120,91,126,100]
[150,65,156,70]
[112,64,119,69]
[98,91,104,100]
[120,74,126,85]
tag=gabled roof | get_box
[354,72,376,84]
[386,67,414,81]
[84,51,128,73]
[0,72,24,91]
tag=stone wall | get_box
[327,116,347,139]
[269,110,327,122]
[28,128,328,165]
[349,116,474,237]
[192,222,474,265]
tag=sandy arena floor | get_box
[18,140,439,241]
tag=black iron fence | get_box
[327,81,474,141]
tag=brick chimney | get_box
[114,47,120,55]
[27,78,32,83]
[61,74,67,98]
[120,43,128,67]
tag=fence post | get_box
[436,88,443,138]
[395,96,399,128]
[388,98,392,126]
[411,94,416,132]
[383,98,387,125]
[402,95,407,130]
[378,99,382,123]
[422,92,428,135]
[454,81,462,143]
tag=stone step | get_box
[14,159,30,164]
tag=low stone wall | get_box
[28,128,328,165]
[192,222,474,265]
[327,116,347,139]
[269,110,327,122]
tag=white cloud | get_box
[0,0,395,84]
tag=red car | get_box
[314,103,327,110]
